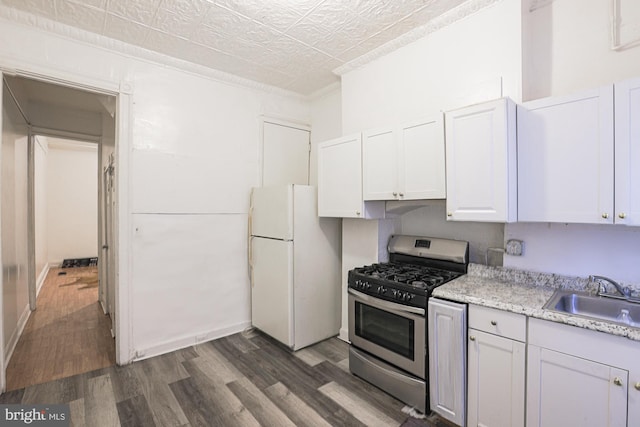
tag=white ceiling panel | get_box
[103,13,150,43]
[56,0,106,33]
[0,0,487,95]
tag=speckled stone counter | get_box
[432,264,640,342]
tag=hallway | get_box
[6,266,115,391]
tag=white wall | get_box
[46,140,98,264]
[523,0,640,101]
[0,11,310,359]
[310,86,342,186]
[342,0,522,133]
[34,136,48,287]
[1,84,30,361]
[505,0,640,283]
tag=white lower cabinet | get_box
[428,298,467,427]
[467,305,525,427]
[527,317,640,427]
[527,345,627,427]
[467,330,525,427]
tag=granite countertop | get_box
[432,264,640,341]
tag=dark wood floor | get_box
[6,266,116,391]
[1,329,448,426]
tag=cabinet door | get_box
[467,329,525,427]
[527,345,627,427]
[445,98,516,222]
[615,76,640,226]
[318,134,364,218]
[518,86,614,223]
[428,298,466,427]
[362,128,398,200]
[400,115,446,200]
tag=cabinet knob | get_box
[469,336,476,341]
[602,213,609,219]
[356,211,361,216]
[447,212,453,217]
[613,377,623,386]
[619,212,626,219]
[399,192,404,197]
[490,320,497,326]
[393,192,398,197]
[635,382,640,391]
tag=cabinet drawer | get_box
[469,305,526,341]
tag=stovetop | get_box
[353,262,462,290]
[348,261,464,308]
[348,235,469,308]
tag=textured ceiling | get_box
[0,0,468,95]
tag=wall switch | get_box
[506,239,523,256]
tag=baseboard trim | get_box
[5,304,32,368]
[339,327,350,343]
[36,262,51,297]
[132,321,252,362]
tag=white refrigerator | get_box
[249,184,341,350]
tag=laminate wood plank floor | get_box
[6,266,116,391]
[1,329,453,427]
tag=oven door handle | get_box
[348,288,425,316]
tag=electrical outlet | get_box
[506,239,523,256]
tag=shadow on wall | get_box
[397,200,505,266]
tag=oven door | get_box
[348,288,425,378]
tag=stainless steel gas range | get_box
[347,235,469,414]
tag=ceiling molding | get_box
[0,6,308,101]
[333,0,502,76]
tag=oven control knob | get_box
[405,293,413,301]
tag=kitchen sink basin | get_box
[543,290,640,328]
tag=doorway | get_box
[1,74,118,390]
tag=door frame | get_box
[0,61,133,391]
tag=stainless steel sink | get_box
[543,290,640,328]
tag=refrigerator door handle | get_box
[248,236,254,287]
[248,188,254,286]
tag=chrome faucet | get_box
[590,275,631,299]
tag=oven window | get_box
[354,301,415,360]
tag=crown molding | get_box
[333,0,502,76]
[0,6,307,101]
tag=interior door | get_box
[262,120,310,186]
[250,236,293,347]
[102,155,116,335]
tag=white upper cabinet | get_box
[363,114,445,201]
[317,134,384,218]
[517,86,615,223]
[615,76,640,226]
[363,128,398,200]
[445,98,517,222]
